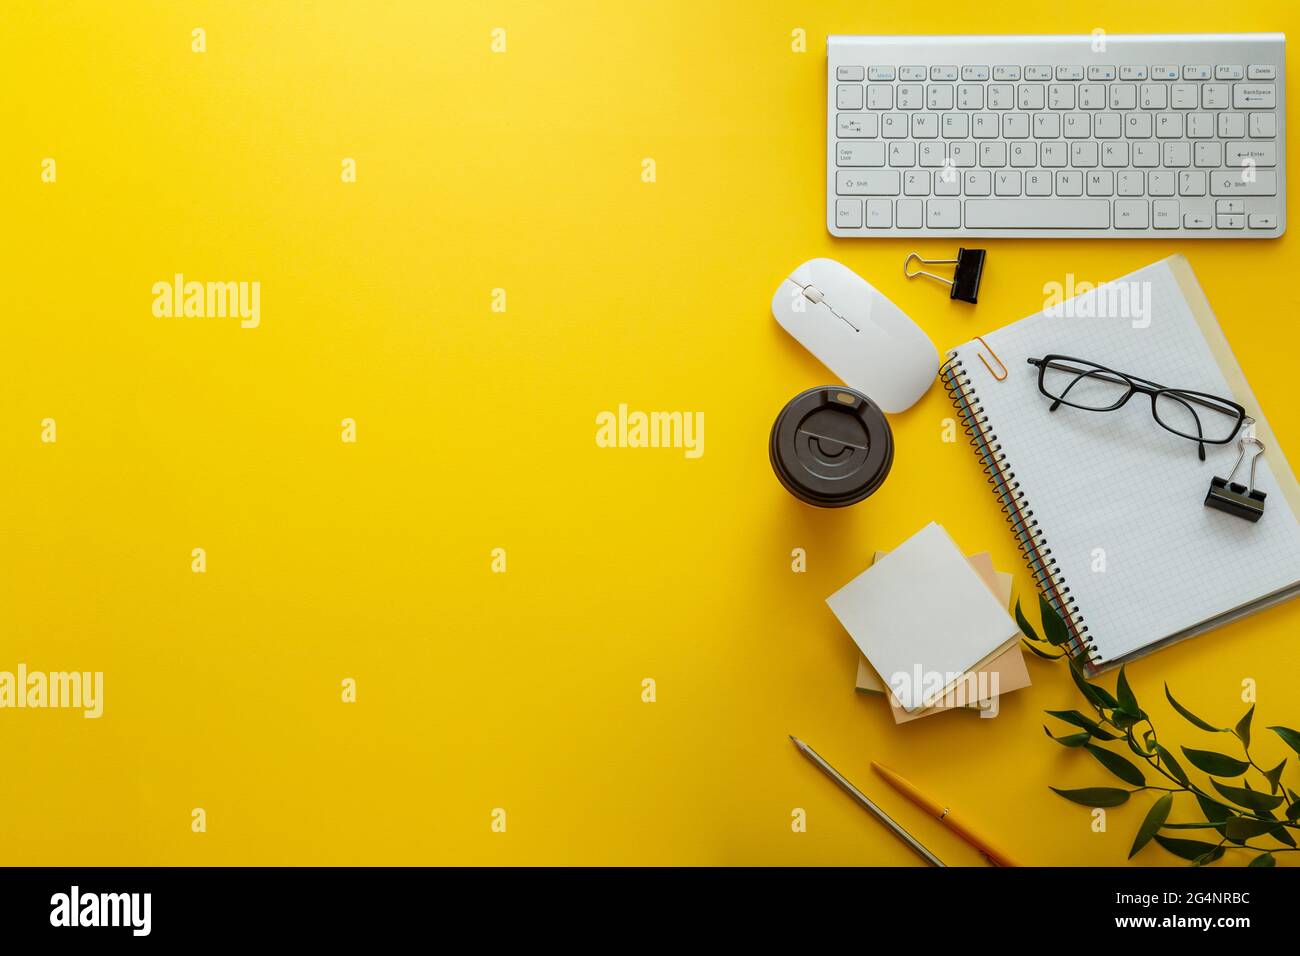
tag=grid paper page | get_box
[953,260,1300,664]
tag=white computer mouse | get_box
[771,258,938,413]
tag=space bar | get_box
[965,200,1111,229]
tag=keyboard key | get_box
[1201,84,1229,109]
[903,170,930,196]
[1179,170,1207,196]
[987,84,1014,110]
[899,66,927,81]
[993,66,1021,81]
[868,66,896,81]
[962,66,990,81]
[1009,142,1036,167]
[1210,170,1277,196]
[836,170,901,195]
[957,84,984,109]
[927,84,954,109]
[1156,114,1183,138]
[896,84,924,109]
[949,142,976,166]
[888,142,916,166]
[881,113,908,138]
[1132,142,1159,167]
[995,170,1022,195]
[837,85,863,109]
[1186,113,1214,139]
[925,199,961,227]
[1194,142,1223,167]
[930,66,958,81]
[1079,84,1106,109]
[1247,65,1276,80]
[1056,65,1084,80]
[1016,84,1045,110]
[836,142,886,166]
[1025,170,1052,195]
[835,199,863,228]
[837,113,879,138]
[942,113,969,138]
[919,142,945,166]
[1152,66,1180,80]
[965,198,1109,228]
[1063,114,1090,138]
[867,84,893,109]
[1233,84,1275,109]
[1163,141,1190,167]
[912,113,939,138]
[1071,142,1099,167]
[1226,142,1277,167]
[964,170,992,195]
[1088,65,1116,80]
[1217,200,1244,214]
[972,114,999,138]
[979,142,1007,167]
[1217,214,1244,229]
[1110,84,1137,110]
[1120,65,1148,80]
[1183,65,1211,80]
[867,198,893,227]
[1003,113,1029,138]
[1153,200,1180,228]
[1248,213,1278,229]
[1033,114,1060,138]
[1249,113,1276,138]
[1056,170,1083,195]
[1117,170,1144,196]
[1040,142,1068,167]
[1093,113,1121,138]
[1140,84,1168,109]
[896,198,924,228]
[1218,112,1245,138]
[1184,212,1212,228]
[1049,84,1076,109]
[1148,171,1175,196]
[1114,200,1149,228]
[1170,84,1198,109]
[1216,65,1244,80]
[836,66,865,81]
[1126,113,1153,138]
[1101,142,1128,167]
[1025,66,1052,80]
[1086,171,1114,196]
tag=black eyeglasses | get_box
[1026,355,1248,460]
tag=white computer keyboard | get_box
[827,34,1286,238]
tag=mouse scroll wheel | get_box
[801,285,825,304]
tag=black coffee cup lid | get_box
[769,386,893,507]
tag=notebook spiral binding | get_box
[940,353,1100,669]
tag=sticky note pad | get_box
[826,522,1020,712]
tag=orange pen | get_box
[871,762,1018,867]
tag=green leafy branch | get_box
[1018,593,1300,867]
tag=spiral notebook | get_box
[942,255,1300,674]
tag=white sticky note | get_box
[826,522,1019,712]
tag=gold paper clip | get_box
[974,335,1007,381]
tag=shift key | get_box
[1210,170,1277,196]
[836,170,901,195]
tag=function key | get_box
[1183,65,1212,80]
[899,65,927,81]
[1087,65,1116,80]
[1152,65,1180,79]
[930,65,958,80]
[961,65,990,81]
[836,65,865,81]
[868,66,896,80]
[1055,65,1084,80]
[1025,65,1052,80]
[993,65,1021,81]
[1120,65,1148,80]
[1248,64,1277,79]
[1216,65,1244,80]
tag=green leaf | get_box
[1085,744,1146,786]
[1249,852,1276,867]
[1154,745,1190,786]
[1165,684,1225,733]
[1179,747,1250,777]
[1038,593,1070,646]
[1262,758,1287,795]
[1021,638,1064,661]
[1046,709,1119,741]
[1014,597,1040,642]
[1210,779,1285,813]
[1223,816,1279,841]
[1050,786,1130,807]
[1235,704,1255,748]
[1070,658,1118,710]
[1271,824,1296,848]
[1154,834,1224,863]
[1044,726,1090,748]
[1268,726,1300,757]
[1128,793,1173,859]
[1287,799,1300,823]
[1195,794,1232,839]
[1116,665,1140,717]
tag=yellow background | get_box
[2,2,1298,865]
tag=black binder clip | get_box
[1205,434,1267,522]
[904,249,986,304]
